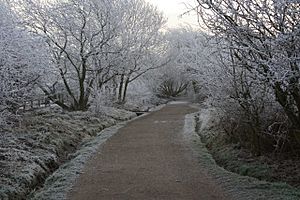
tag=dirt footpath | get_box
[67,103,230,200]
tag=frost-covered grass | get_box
[0,106,136,200]
[185,108,300,200]
[29,122,126,200]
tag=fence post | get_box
[45,98,49,107]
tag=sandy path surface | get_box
[67,103,229,200]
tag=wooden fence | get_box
[20,94,66,111]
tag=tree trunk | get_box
[77,60,87,110]
[274,82,300,129]
[122,78,130,103]
[118,74,124,103]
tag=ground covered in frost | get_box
[193,102,300,199]
[0,106,136,200]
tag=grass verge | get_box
[184,110,300,200]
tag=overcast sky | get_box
[145,0,199,28]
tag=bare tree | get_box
[115,0,168,103]
[20,0,123,111]
[195,0,300,141]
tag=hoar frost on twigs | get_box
[0,1,45,127]
[196,0,300,129]
[193,0,300,153]
[18,0,168,110]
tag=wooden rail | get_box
[20,94,65,111]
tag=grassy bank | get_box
[0,106,136,200]
[187,106,300,200]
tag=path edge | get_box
[183,110,300,200]
[29,104,166,200]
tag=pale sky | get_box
[145,0,199,29]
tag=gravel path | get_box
[67,103,230,200]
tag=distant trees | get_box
[194,0,300,153]
[150,28,214,99]
[113,0,168,103]
[154,68,189,98]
